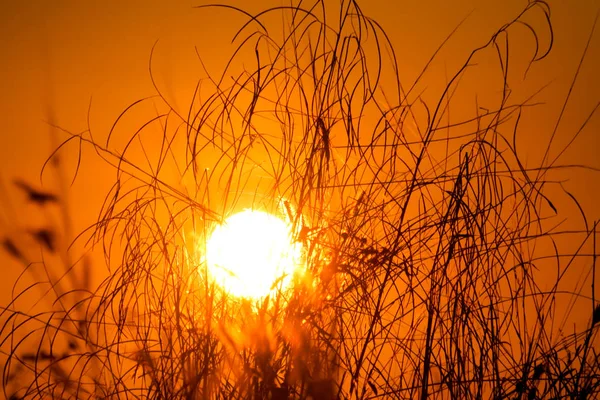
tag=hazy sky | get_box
[0,0,598,314]
[1,0,598,202]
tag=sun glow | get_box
[205,209,302,299]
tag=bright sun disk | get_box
[205,209,302,299]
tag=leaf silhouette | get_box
[592,304,600,326]
[30,229,56,252]
[13,179,58,205]
[2,239,25,262]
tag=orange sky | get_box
[0,0,598,323]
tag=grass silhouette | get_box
[1,0,599,399]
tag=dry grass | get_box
[1,1,599,399]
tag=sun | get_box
[205,209,303,299]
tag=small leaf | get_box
[545,197,557,214]
[367,380,379,395]
[592,304,600,326]
[30,229,56,252]
[2,239,24,261]
[13,179,58,205]
[21,353,36,362]
[532,363,546,380]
